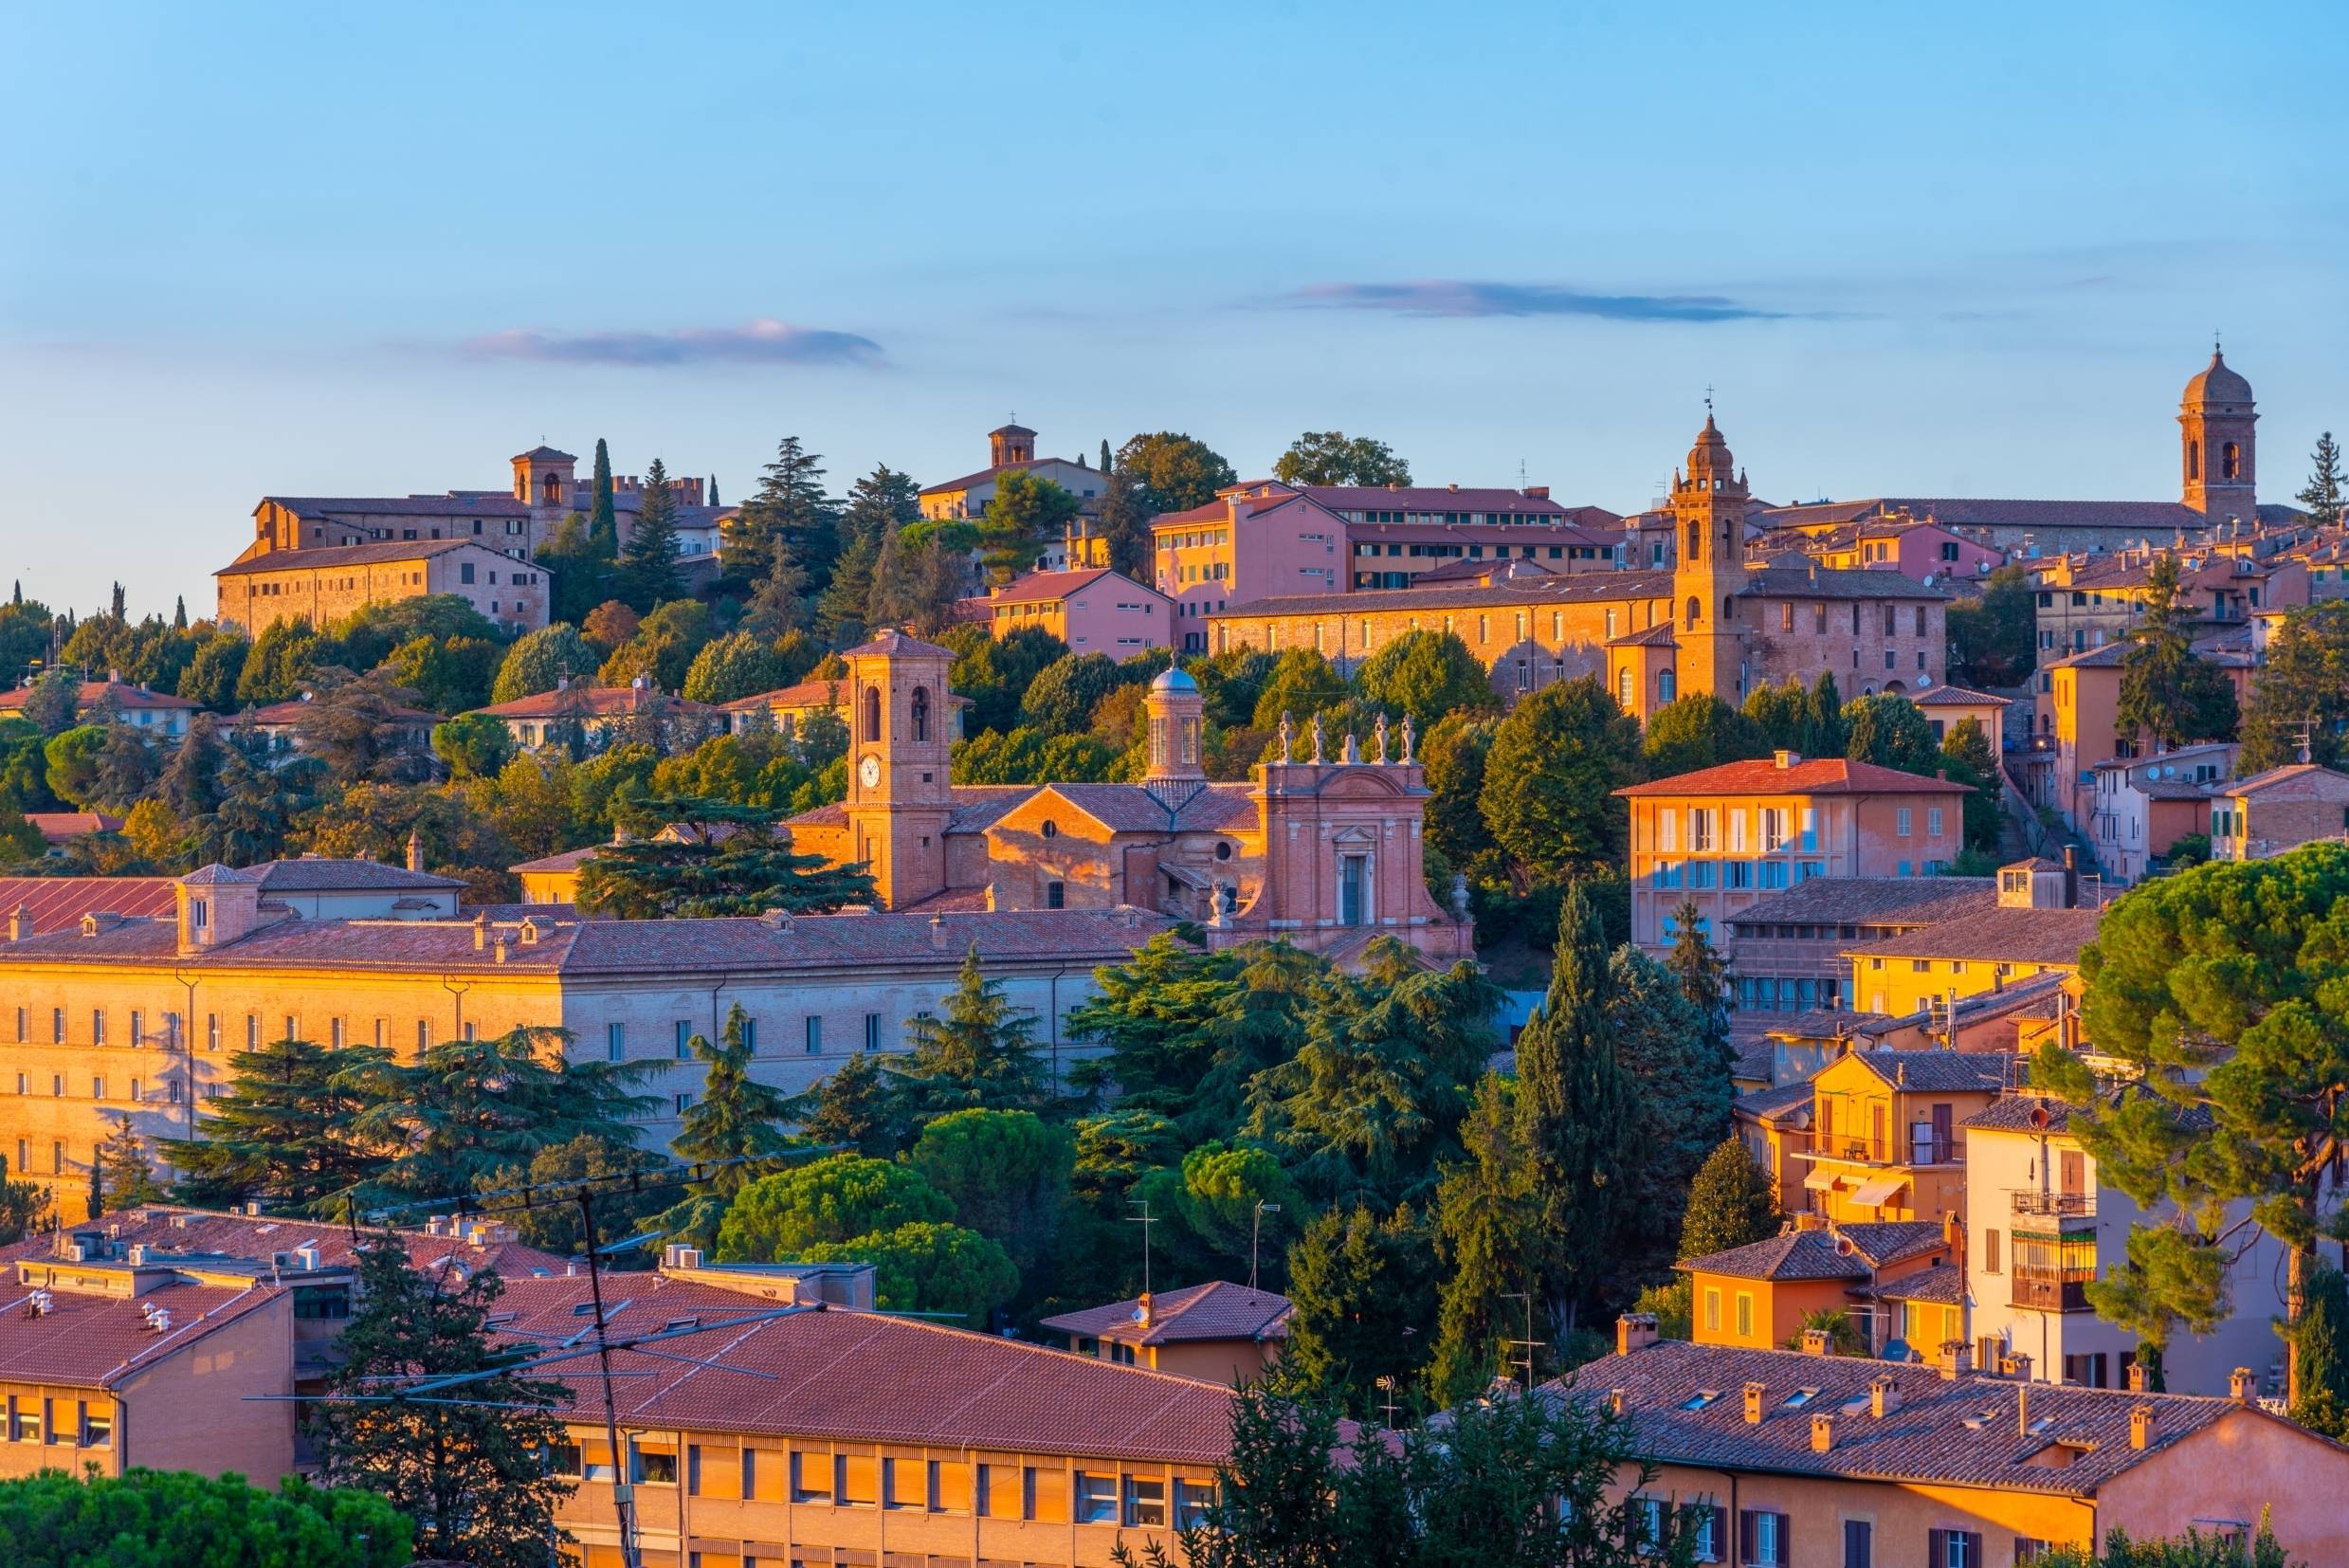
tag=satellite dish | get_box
[2030,1103,2053,1129]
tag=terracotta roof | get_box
[1963,1089,2213,1137]
[916,457,1097,497]
[1680,1221,1948,1283]
[1736,1079,1818,1121]
[0,680,199,713]
[1846,907,2101,964]
[512,445,576,462]
[1741,566,1952,602]
[0,1205,573,1283]
[0,1275,284,1390]
[2040,643,2130,670]
[1764,497,2210,535]
[1871,1262,1965,1305]
[843,629,956,659]
[220,858,464,893]
[242,698,443,726]
[1911,684,2012,708]
[1554,1339,2267,1498]
[1029,782,1255,836]
[471,685,718,720]
[1607,622,1679,647]
[508,846,603,874]
[1040,1282,1293,1347]
[485,1276,1238,1464]
[23,811,123,843]
[258,494,528,520]
[717,678,852,713]
[783,785,1044,837]
[217,538,514,576]
[1837,1049,2013,1093]
[2227,762,2349,798]
[1617,758,1965,799]
[1297,484,1586,515]
[986,568,1163,607]
[1217,570,1677,619]
[0,876,176,934]
[1724,878,1996,928]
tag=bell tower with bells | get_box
[843,629,956,909]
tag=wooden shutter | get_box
[933,1458,973,1513]
[746,1446,788,1503]
[691,1442,741,1500]
[1710,1504,1728,1563]
[839,1452,878,1505]
[1740,1510,1757,1563]
[1775,1510,1792,1566]
[1928,1528,1948,1567]
[1959,1532,1983,1566]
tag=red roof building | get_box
[1041,1281,1293,1385]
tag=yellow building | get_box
[1680,1216,1950,1354]
[215,538,551,638]
[1040,1282,1291,1386]
[1797,1049,2008,1225]
[1568,1322,2349,1565]
[1842,859,2100,1020]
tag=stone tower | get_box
[1143,666,1206,786]
[2180,347,2256,522]
[843,629,956,909]
[988,423,1037,467]
[511,445,578,556]
[1668,412,1751,703]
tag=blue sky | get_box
[3,0,2343,616]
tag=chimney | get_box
[1137,1290,1155,1326]
[2230,1367,2255,1404]
[1810,1413,1834,1452]
[2017,1382,2031,1436]
[2125,1361,2148,1393]
[2131,1405,2156,1449]
[1870,1376,1901,1418]
[1616,1312,1659,1356]
[473,912,488,950]
[2062,847,2080,909]
[983,882,998,912]
[2004,1353,2033,1384]
[1800,1327,1832,1357]
[556,674,570,691]
[406,829,424,873]
[1774,749,1800,769]
[1794,1211,1825,1231]
[1608,1388,1628,1416]
[928,913,946,949]
[493,934,509,964]
[6,905,27,942]
[762,908,793,933]
[1939,1340,1969,1380]
[1743,1382,1766,1424]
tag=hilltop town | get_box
[0,352,2347,1566]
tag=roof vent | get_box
[24,1289,51,1318]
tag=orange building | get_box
[1616,754,1968,955]
[1681,1218,1951,1354]
[1565,1324,2349,1565]
[1797,1050,2008,1225]
[469,679,721,752]
[1040,1282,1291,1385]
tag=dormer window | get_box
[190,900,208,930]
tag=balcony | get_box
[1811,1137,1956,1169]
[2011,1269,2091,1313]
[2012,1191,2096,1219]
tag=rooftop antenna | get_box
[1127,1197,1157,1296]
[1499,1289,1543,1395]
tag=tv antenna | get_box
[1499,1290,1544,1394]
[1127,1197,1157,1296]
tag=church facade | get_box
[782,631,1475,969]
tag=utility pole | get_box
[1248,1201,1281,1295]
[576,1185,641,1568]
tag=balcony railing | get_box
[2011,1271,2091,1313]
[1812,1138,1958,1168]
[2012,1191,2096,1219]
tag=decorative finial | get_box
[1704,383,1715,415]
[1310,712,1326,765]
[1451,870,1469,919]
[1374,712,1390,763]
[1278,710,1294,764]
[1399,713,1416,764]
[1341,730,1360,765]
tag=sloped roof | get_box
[1870,1262,1966,1305]
[1836,1049,2012,1093]
[258,493,529,520]
[0,1204,572,1282]
[0,1276,284,1390]
[215,538,498,575]
[470,685,718,720]
[0,680,199,713]
[1845,907,2101,964]
[2228,762,2349,798]
[1040,1281,1293,1347]
[1763,497,2210,535]
[987,567,1164,607]
[1724,877,1995,928]
[1617,758,1964,798]
[1912,684,2012,708]
[1679,1220,1948,1283]
[0,877,176,935]
[843,629,956,659]
[24,811,123,843]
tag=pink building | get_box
[980,567,1172,654]
[1837,516,2006,583]
[1154,487,1350,652]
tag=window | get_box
[207,1013,220,1051]
[805,1016,823,1054]
[1897,808,1912,837]
[9,1398,39,1443]
[1122,1475,1167,1528]
[792,1449,832,1503]
[1703,1288,1721,1332]
[91,1077,103,1101]
[1338,854,1368,927]
[836,1452,878,1506]
[631,1440,678,1486]
[91,1011,104,1046]
[1982,1228,2001,1273]
[1685,1504,1726,1563]
[1927,807,1943,837]
[1844,1519,1874,1568]
[547,1439,584,1477]
[1739,1509,1790,1566]
[674,1019,693,1059]
[1047,880,1065,908]
[129,1011,142,1046]
[1174,1476,1217,1530]
[1075,1471,1119,1524]
[78,1406,112,1449]
[607,1023,625,1062]
[1735,1292,1753,1338]
[1928,1528,1983,1568]
[929,1457,972,1513]
[864,1012,881,1051]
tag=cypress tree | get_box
[709,473,720,507]
[1802,670,1846,756]
[1512,883,1634,1340]
[173,595,187,629]
[1100,438,1113,474]
[2291,1266,2349,1441]
[590,437,616,546]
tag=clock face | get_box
[859,754,883,790]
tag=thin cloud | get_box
[463,318,883,367]
[1285,280,1798,322]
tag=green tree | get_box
[480,1132,672,1256]
[310,1239,574,1568]
[662,1003,798,1246]
[2036,845,2349,1407]
[2289,1266,2349,1441]
[2116,555,2239,748]
[1946,563,2041,686]
[907,1107,1072,1280]
[799,1219,1020,1326]
[491,623,601,703]
[176,632,250,710]
[1429,1075,1538,1401]
[2297,430,2345,529]
[537,510,619,624]
[341,1027,657,1205]
[1677,1138,1780,1260]
[1354,630,1495,727]
[1642,694,1769,777]
[93,1115,165,1212]
[1843,692,1939,775]
[590,436,616,539]
[682,629,790,704]
[429,710,515,778]
[2038,1523,2301,1567]
[978,469,1082,584]
[1020,651,1130,736]
[575,795,876,917]
[945,624,1067,736]
[1280,1201,1437,1411]
[235,618,319,705]
[1479,676,1644,884]
[724,434,840,599]
[1273,430,1411,487]
[715,1153,953,1260]
[887,944,1047,1124]
[816,526,881,647]
[1939,716,2004,851]
[1250,647,1349,730]
[41,724,107,807]
[2238,602,2349,773]
[18,668,79,735]
[1515,887,1636,1340]
[782,1048,898,1158]
[381,631,500,716]
[191,746,303,866]
[1114,431,1237,514]
[619,457,684,610]
[89,722,159,810]
[0,1154,48,1244]
[0,1468,413,1568]
[291,667,432,788]
[0,809,42,864]
[1802,670,1848,757]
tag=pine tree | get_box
[574,796,876,917]
[94,1115,166,1212]
[1429,1074,1539,1401]
[2299,431,2345,529]
[2290,1266,2349,1441]
[886,944,1047,1126]
[590,437,616,546]
[1512,884,1635,1340]
[1677,1138,1781,1261]
[109,581,126,622]
[19,668,78,736]
[310,1239,574,1568]
[724,435,840,595]
[786,1049,898,1158]
[619,457,683,610]
[0,1153,48,1246]
[2116,556,2238,748]
[1666,898,1733,1047]
[815,526,880,646]
[664,1003,798,1244]
[168,1034,387,1212]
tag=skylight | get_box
[1680,1390,1722,1411]
[1783,1388,1821,1409]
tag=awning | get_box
[1848,1174,1909,1210]
[1802,1169,1845,1193]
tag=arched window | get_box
[1657,669,1676,703]
[1685,521,1702,561]
[2222,442,2242,480]
[542,474,564,505]
[910,685,930,743]
[1685,595,1702,627]
[2187,439,2201,481]
[861,686,882,743]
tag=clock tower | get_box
[843,629,956,909]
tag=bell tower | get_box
[843,629,956,909]
[988,422,1037,467]
[2179,344,2257,522]
[1668,410,1751,703]
[1143,667,1206,786]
